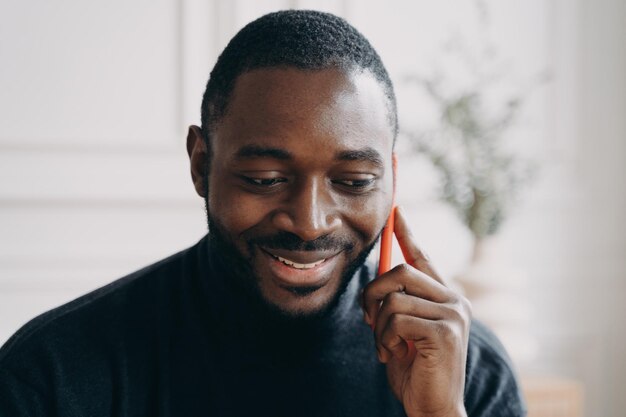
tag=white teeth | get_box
[276,256,326,269]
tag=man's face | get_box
[200,67,394,317]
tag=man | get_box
[0,10,526,417]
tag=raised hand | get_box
[362,207,472,417]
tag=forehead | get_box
[213,67,394,159]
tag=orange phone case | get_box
[377,154,397,276]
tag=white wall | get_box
[1,1,624,416]
[0,0,209,344]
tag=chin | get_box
[257,279,341,319]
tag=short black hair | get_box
[200,9,398,145]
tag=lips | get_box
[262,247,338,266]
[275,255,326,270]
[259,247,341,289]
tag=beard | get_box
[204,199,380,325]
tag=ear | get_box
[187,125,208,198]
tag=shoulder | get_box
[464,320,527,417]
[0,236,205,365]
[0,236,209,414]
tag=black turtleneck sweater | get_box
[0,236,526,416]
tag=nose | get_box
[271,178,342,241]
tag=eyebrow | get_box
[335,147,384,167]
[234,145,292,160]
[233,144,385,167]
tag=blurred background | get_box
[0,0,624,416]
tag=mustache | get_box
[249,232,354,252]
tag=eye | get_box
[332,177,376,191]
[242,176,287,187]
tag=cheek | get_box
[339,194,391,242]
[207,179,273,236]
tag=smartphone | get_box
[377,154,397,276]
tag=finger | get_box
[373,292,444,360]
[394,206,446,285]
[379,314,464,363]
[378,314,439,362]
[363,263,451,325]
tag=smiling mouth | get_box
[258,247,341,290]
[274,255,327,270]
[260,247,335,270]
